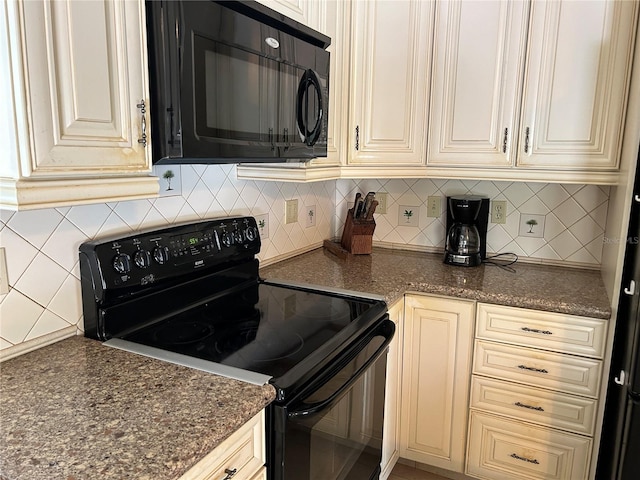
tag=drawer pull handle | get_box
[521,326,553,335]
[518,364,549,374]
[222,468,237,480]
[511,453,540,465]
[515,401,544,412]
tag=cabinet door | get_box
[348,0,433,166]
[20,0,151,177]
[380,298,404,480]
[517,0,637,170]
[400,295,475,472]
[427,0,528,167]
[1,0,158,210]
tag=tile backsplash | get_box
[0,169,610,358]
[0,165,335,357]
[336,179,609,266]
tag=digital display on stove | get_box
[170,230,217,259]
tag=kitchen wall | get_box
[0,164,335,359]
[0,169,610,358]
[337,179,609,267]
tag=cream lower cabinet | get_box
[180,410,266,480]
[1,0,158,210]
[466,304,607,480]
[381,298,404,479]
[399,294,475,473]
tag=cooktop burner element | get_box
[151,320,215,345]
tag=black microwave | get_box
[146,0,331,164]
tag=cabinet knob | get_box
[523,127,530,153]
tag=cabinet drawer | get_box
[470,376,597,435]
[180,411,265,480]
[473,341,602,398]
[477,304,607,358]
[466,411,592,480]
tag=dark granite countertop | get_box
[0,336,276,480]
[260,247,611,319]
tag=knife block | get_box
[340,208,376,254]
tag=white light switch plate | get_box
[285,199,299,224]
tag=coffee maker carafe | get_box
[444,195,489,267]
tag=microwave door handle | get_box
[287,327,393,419]
[296,69,323,146]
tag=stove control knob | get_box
[221,231,233,247]
[233,229,244,244]
[113,253,131,274]
[245,226,258,241]
[153,246,170,265]
[134,249,151,269]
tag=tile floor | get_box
[389,463,450,480]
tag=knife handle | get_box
[365,200,378,220]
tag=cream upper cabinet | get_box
[255,0,316,27]
[427,0,528,168]
[346,0,433,169]
[517,0,637,170]
[400,294,475,473]
[1,0,158,210]
[427,0,637,184]
[380,298,404,480]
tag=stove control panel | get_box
[79,216,261,292]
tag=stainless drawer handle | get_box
[518,364,549,374]
[515,401,544,412]
[222,468,237,480]
[511,453,540,465]
[521,326,552,335]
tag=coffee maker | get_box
[444,195,489,267]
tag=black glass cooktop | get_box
[122,282,380,380]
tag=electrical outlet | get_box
[305,205,316,228]
[376,193,388,214]
[285,199,298,224]
[491,200,507,224]
[0,248,9,295]
[427,196,441,218]
[255,214,269,239]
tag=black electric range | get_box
[79,216,393,480]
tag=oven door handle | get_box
[287,321,394,419]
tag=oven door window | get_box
[193,34,278,147]
[283,337,387,480]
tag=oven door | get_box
[269,319,394,480]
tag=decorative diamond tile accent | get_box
[7,209,64,249]
[503,183,534,208]
[539,184,570,210]
[25,311,71,341]
[573,185,608,213]
[554,197,587,228]
[0,289,45,344]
